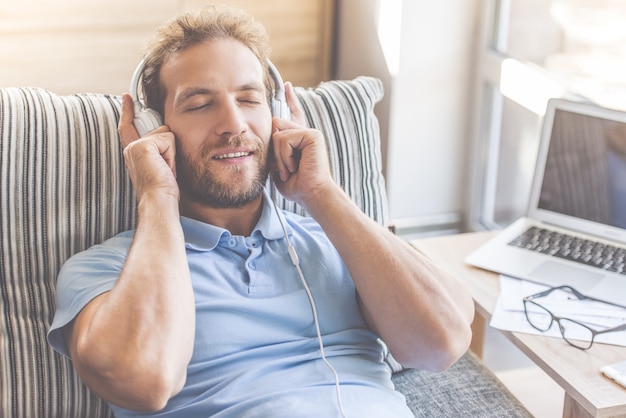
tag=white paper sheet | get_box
[490,275,626,347]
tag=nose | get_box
[214,99,246,137]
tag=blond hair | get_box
[141,5,272,115]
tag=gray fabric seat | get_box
[392,351,531,417]
[0,83,531,417]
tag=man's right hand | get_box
[118,93,180,202]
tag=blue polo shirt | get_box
[47,193,413,417]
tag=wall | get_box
[0,0,334,95]
[335,0,480,233]
[334,0,393,173]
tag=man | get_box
[47,5,474,417]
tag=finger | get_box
[271,123,303,181]
[272,115,300,131]
[157,132,177,177]
[123,131,177,179]
[284,82,307,127]
[118,94,140,148]
[271,126,290,182]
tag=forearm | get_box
[304,184,474,370]
[70,192,195,410]
[271,120,473,369]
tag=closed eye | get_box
[237,88,265,106]
[186,102,213,112]
[240,99,261,105]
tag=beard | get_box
[176,134,270,209]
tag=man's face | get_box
[160,38,273,208]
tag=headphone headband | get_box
[130,58,290,137]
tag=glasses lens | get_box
[524,301,553,331]
[559,319,594,350]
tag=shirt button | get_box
[228,238,237,247]
[245,237,259,248]
[248,261,256,270]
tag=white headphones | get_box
[129,58,291,137]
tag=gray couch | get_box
[0,81,531,417]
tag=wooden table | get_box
[411,231,626,418]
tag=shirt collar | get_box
[181,189,289,251]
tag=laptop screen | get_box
[537,108,626,229]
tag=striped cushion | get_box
[0,77,386,417]
[0,88,128,418]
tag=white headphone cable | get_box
[271,199,348,418]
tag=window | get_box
[468,0,626,230]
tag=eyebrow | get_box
[174,87,215,108]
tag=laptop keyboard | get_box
[508,226,626,275]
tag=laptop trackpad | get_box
[530,261,602,291]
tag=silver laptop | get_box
[466,98,626,307]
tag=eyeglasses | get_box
[522,285,626,350]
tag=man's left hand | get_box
[270,117,334,210]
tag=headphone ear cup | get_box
[271,97,291,120]
[129,59,163,137]
[267,59,291,120]
[133,108,163,137]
